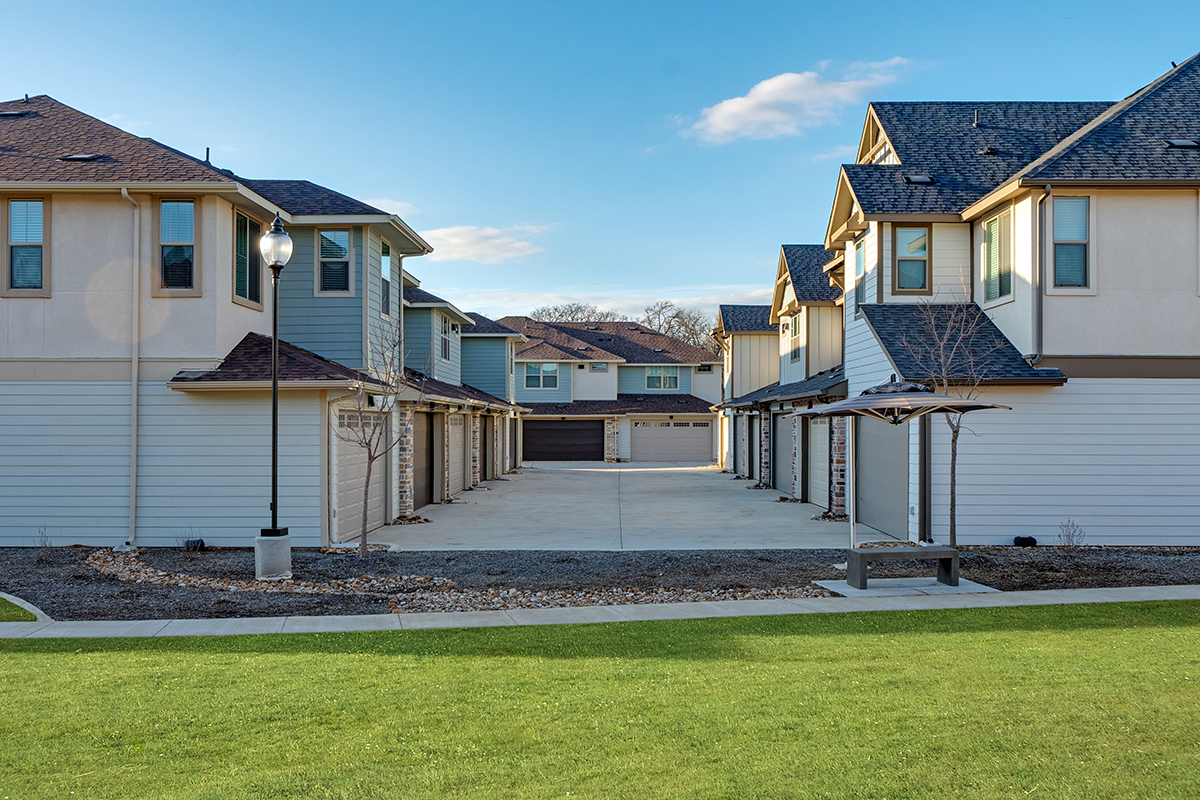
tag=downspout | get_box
[121,188,139,548]
[1031,186,1051,364]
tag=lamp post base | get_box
[255,530,291,580]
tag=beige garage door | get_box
[856,417,909,538]
[448,414,466,497]
[336,411,387,543]
[733,415,746,474]
[772,414,795,495]
[807,417,830,509]
[631,419,713,462]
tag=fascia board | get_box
[168,379,361,391]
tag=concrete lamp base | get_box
[255,530,292,581]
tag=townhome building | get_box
[818,54,1200,545]
[0,96,516,548]
[711,305,776,478]
[496,317,722,462]
[460,312,527,473]
[716,247,847,510]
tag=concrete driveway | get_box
[370,462,901,550]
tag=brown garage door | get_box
[523,419,604,461]
[412,412,434,511]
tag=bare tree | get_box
[640,300,719,353]
[331,318,416,557]
[898,301,1003,546]
[529,303,625,322]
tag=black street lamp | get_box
[255,212,293,580]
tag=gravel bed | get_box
[3,545,1200,622]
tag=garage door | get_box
[749,414,760,480]
[733,415,745,475]
[807,417,830,510]
[773,414,795,495]
[631,419,713,462]
[484,415,496,480]
[412,412,434,511]
[856,417,909,537]
[523,419,604,461]
[449,414,466,496]
[509,416,518,469]
[336,411,387,543]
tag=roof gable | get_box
[463,312,521,336]
[239,179,385,216]
[499,317,719,364]
[774,245,841,319]
[717,305,776,334]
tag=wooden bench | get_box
[845,546,959,590]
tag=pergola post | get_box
[847,414,857,549]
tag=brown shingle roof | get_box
[402,368,519,409]
[498,317,720,364]
[171,333,380,385]
[0,96,234,183]
[522,394,715,416]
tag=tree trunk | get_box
[359,456,372,558]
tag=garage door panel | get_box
[733,416,745,474]
[449,414,466,496]
[856,417,908,537]
[773,414,795,495]
[336,411,387,543]
[412,412,433,511]
[523,419,604,461]
[631,419,713,462]
[807,417,830,510]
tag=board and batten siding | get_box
[0,381,131,546]
[136,384,323,547]
[727,334,778,399]
[878,222,970,305]
[616,365,693,394]
[808,306,843,375]
[778,313,806,386]
[460,337,507,399]
[277,225,364,368]
[514,361,572,403]
[924,379,1200,546]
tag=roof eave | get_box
[168,379,365,392]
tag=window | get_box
[853,239,865,309]
[3,198,49,297]
[789,313,803,362]
[1054,198,1088,287]
[440,314,451,361]
[697,364,713,373]
[894,226,930,293]
[233,211,262,308]
[646,366,678,390]
[380,241,391,317]
[160,199,195,290]
[525,362,558,389]
[984,209,1012,303]
[590,363,608,371]
[318,229,351,293]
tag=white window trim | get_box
[440,314,452,362]
[380,239,392,320]
[314,228,355,297]
[1046,193,1098,297]
[232,209,264,312]
[590,363,608,372]
[982,207,1014,310]
[789,313,803,362]
[646,365,679,391]
[523,362,560,389]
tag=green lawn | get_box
[2,602,1199,799]
[0,596,35,622]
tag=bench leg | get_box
[937,557,959,586]
[846,556,868,590]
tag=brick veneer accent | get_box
[790,412,799,500]
[757,408,771,487]
[604,417,619,462]
[394,405,415,517]
[470,412,481,486]
[829,416,846,515]
[441,413,452,500]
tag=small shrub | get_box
[34,526,52,561]
[1057,518,1086,547]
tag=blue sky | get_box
[3,1,1197,318]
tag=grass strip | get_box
[0,596,35,622]
[2,600,1198,798]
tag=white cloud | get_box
[683,58,909,145]
[364,198,418,217]
[812,144,857,162]
[420,225,547,264]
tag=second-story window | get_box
[853,240,865,310]
[6,199,45,293]
[1054,198,1088,287]
[160,199,195,290]
[984,209,1012,302]
[525,362,558,388]
[440,314,451,361]
[789,313,802,362]
[233,211,262,307]
[646,366,678,390]
[894,227,930,292]
[319,229,351,292]
[381,241,391,317]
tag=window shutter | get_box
[234,214,248,298]
[248,219,261,303]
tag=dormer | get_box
[769,246,843,385]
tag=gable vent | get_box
[1164,138,1200,149]
[902,174,935,185]
[0,110,28,118]
[58,153,104,161]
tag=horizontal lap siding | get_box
[930,380,1200,545]
[461,338,507,399]
[515,363,571,403]
[844,316,894,396]
[403,308,434,376]
[616,366,693,393]
[0,382,131,545]
[135,384,322,547]
[277,226,363,368]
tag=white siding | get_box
[808,306,843,375]
[573,363,618,400]
[618,417,631,461]
[729,333,779,399]
[879,222,970,305]
[692,368,723,404]
[844,315,896,396]
[0,381,131,545]
[778,311,806,385]
[927,379,1200,545]
[136,384,323,547]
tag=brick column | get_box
[395,405,415,517]
[604,417,619,462]
[758,408,771,486]
[829,416,846,515]
[442,413,452,500]
[470,412,481,486]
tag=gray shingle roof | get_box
[860,304,1065,385]
[1016,53,1200,182]
[523,394,715,416]
[718,305,776,333]
[719,366,846,409]
[239,179,386,216]
[780,245,841,302]
[464,312,520,335]
[0,95,234,183]
[848,101,1112,214]
[404,287,450,305]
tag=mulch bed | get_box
[3,545,1200,622]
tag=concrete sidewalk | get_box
[4,584,1199,639]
